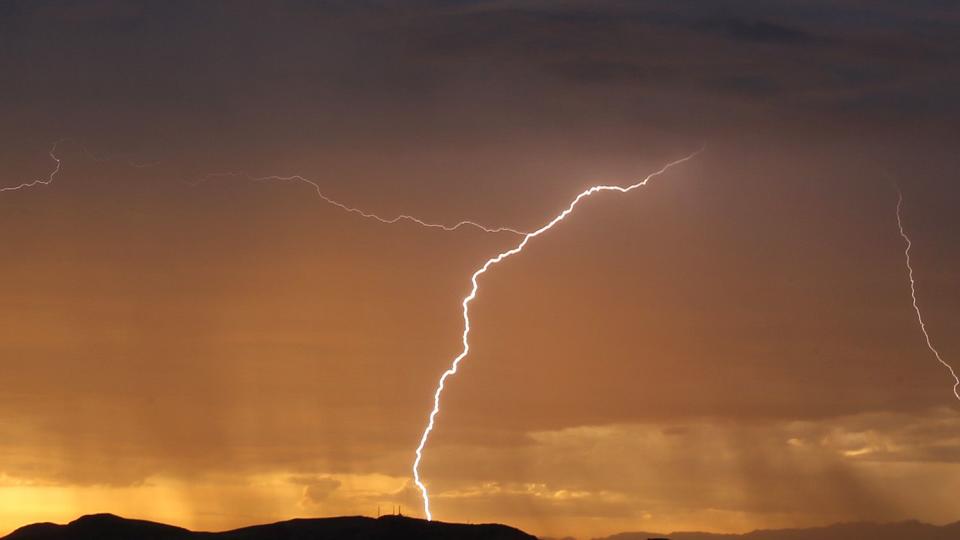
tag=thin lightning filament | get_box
[199,172,525,235]
[0,141,64,193]
[896,190,960,402]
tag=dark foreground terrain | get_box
[599,520,960,540]
[1,514,537,540]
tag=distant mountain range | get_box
[1,513,536,540]
[597,520,960,540]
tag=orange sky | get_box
[1,2,959,538]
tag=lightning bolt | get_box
[1,139,158,195]
[895,189,960,402]
[196,171,526,235]
[8,142,497,236]
[0,140,65,193]
[412,149,702,520]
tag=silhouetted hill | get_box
[598,520,960,540]
[2,514,537,540]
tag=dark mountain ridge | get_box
[2,513,537,540]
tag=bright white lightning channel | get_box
[412,150,701,521]
[896,189,960,402]
[198,172,525,235]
